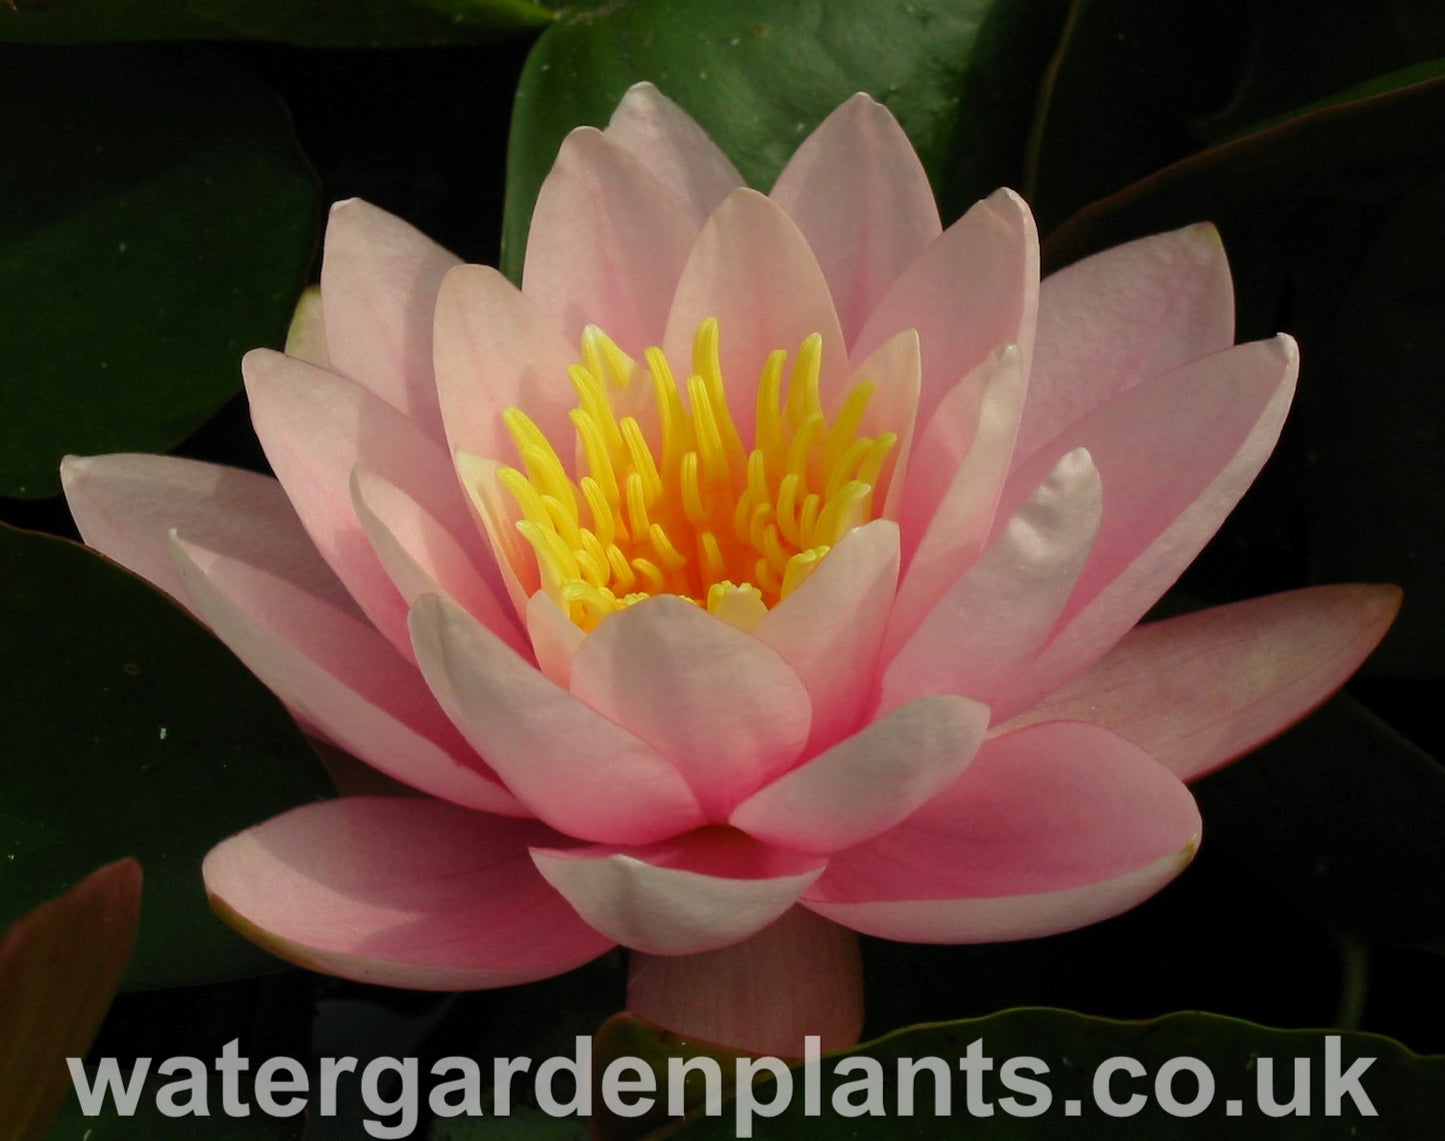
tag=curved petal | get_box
[409,593,706,844]
[770,93,941,343]
[204,798,612,989]
[433,264,579,470]
[997,336,1298,717]
[318,199,461,441]
[890,341,1026,641]
[170,536,524,815]
[751,520,899,750]
[848,328,921,522]
[852,188,1038,431]
[605,82,745,228]
[244,349,472,661]
[1017,223,1234,464]
[526,590,585,688]
[627,907,862,1056]
[803,721,1201,942]
[60,453,356,619]
[531,828,826,955]
[285,285,329,368]
[730,695,989,855]
[568,596,813,818]
[663,189,846,448]
[880,448,1101,714]
[350,466,527,657]
[523,127,698,356]
[1001,584,1402,781]
[455,450,537,614]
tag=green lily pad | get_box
[0,43,317,498]
[502,0,1071,281]
[597,1010,1442,1139]
[0,524,334,989]
[0,0,552,46]
[0,859,140,1141]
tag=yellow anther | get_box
[498,319,899,631]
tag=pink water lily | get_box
[63,84,1396,1056]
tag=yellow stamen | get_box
[495,319,898,630]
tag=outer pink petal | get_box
[770,93,942,344]
[523,127,698,356]
[244,349,472,661]
[409,593,706,844]
[318,199,461,441]
[880,448,1101,714]
[730,695,989,855]
[997,336,1298,717]
[1002,584,1402,781]
[433,264,579,469]
[526,590,585,688]
[1016,223,1234,464]
[60,453,356,619]
[349,466,528,658]
[531,829,826,955]
[852,188,1038,432]
[567,596,813,819]
[662,189,846,447]
[604,82,745,228]
[889,342,1026,643]
[804,721,1201,942]
[751,520,899,751]
[627,907,862,1056]
[170,537,524,815]
[204,798,612,989]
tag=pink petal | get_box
[349,465,527,658]
[244,349,472,661]
[662,189,846,447]
[523,127,698,356]
[60,453,356,619]
[567,596,813,819]
[204,798,612,989]
[852,188,1038,432]
[284,285,329,368]
[770,93,941,344]
[751,520,899,751]
[890,341,1027,642]
[730,695,989,855]
[1002,584,1402,781]
[627,907,862,1056]
[170,536,524,815]
[804,721,1201,942]
[433,264,579,469]
[409,593,707,844]
[318,199,461,441]
[848,328,922,522]
[604,82,745,228]
[455,450,538,614]
[526,590,585,687]
[880,448,1102,714]
[1016,223,1234,464]
[997,336,1299,717]
[531,829,826,955]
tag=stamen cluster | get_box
[499,319,896,631]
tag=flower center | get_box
[499,318,896,632]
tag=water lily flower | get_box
[62,84,1397,1057]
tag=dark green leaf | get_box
[503,0,1071,281]
[1199,0,1445,141]
[0,0,552,46]
[1025,0,1253,232]
[626,1010,1443,1139]
[0,44,317,498]
[0,860,140,1141]
[1194,693,1445,947]
[0,524,334,988]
